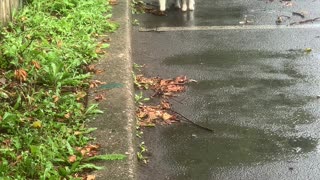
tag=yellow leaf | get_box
[162,113,173,121]
[32,121,42,128]
[305,48,312,53]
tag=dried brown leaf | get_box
[162,112,173,121]
[14,69,28,82]
[64,113,71,119]
[75,91,87,101]
[166,85,185,92]
[86,175,96,180]
[94,94,106,101]
[68,155,77,163]
[31,60,41,70]
[89,80,106,88]
[52,95,59,103]
[109,0,118,5]
[74,131,82,135]
[160,100,171,109]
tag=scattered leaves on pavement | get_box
[137,100,179,126]
[136,75,189,97]
[134,74,192,127]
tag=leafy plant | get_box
[137,142,148,164]
[0,0,123,178]
[135,92,150,105]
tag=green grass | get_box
[0,0,125,179]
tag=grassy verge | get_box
[0,0,125,179]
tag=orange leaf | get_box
[68,155,77,163]
[89,80,106,88]
[160,101,171,109]
[64,113,71,119]
[14,69,28,82]
[94,94,106,101]
[31,61,41,70]
[52,95,59,103]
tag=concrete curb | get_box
[89,0,136,179]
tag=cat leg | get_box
[188,0,195,11]
[159,0,166,11]
[181,0,187,11]
[175,0,181,8]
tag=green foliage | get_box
[135,92,150,105]
[0,0,123,178]
[137,142,148,164]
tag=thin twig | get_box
[290,17,320,25]
[292,12,305,18]
[170,109,214,132]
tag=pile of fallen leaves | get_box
[135,75,190,126]
[137,100,178,126]
[136,75,188,97]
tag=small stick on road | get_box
[290,17,320,25]
[170,109,214,132]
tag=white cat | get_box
[159,0,195,12]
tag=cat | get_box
[159,0,195,12]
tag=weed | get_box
[135,92,150,105]
[132,19,140,26]
[137,142,148,164]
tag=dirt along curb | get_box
[88,0,136,179]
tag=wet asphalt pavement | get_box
[132,0,320,179]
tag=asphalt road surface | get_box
[133,0,320,179]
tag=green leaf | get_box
[13,95,21,109]
[84,127,97,134]
[0,91,9,99]
[65,141,74,155]
[30,145,41,156]
[70,161,80,172]
[100,43,110,49]
[78,163,103,170]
